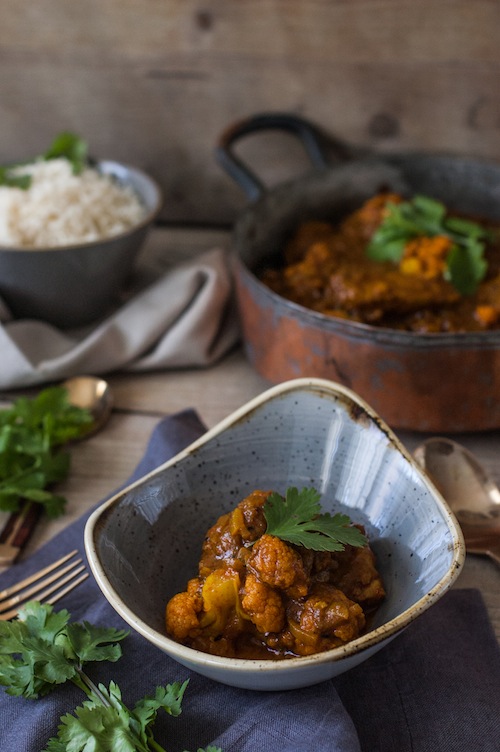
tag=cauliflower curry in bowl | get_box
[166,487,385,660]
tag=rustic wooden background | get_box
[1,0,500,225]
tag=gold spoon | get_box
[414,437,500,567]
[62,375,113,436]
[0,376,113,565]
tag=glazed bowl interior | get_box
[85,378,464,690]
[0,160,162,328]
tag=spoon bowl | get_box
[414,437,500,566]
[62,376,114,437]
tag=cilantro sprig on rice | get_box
[0,133,146,248]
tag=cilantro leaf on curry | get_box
[366,194,490,295]
[263,486,366,552]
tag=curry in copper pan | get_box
[261,192,500,333]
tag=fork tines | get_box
[0,550,89,620]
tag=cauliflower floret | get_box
[346,192,403,242]
[165,578,203,641]
[199,511,242,577]
[247,534,308,597]
[241,572,285,634]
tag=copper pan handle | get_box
[215,112,353,202]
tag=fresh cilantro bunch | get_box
[0,601,221,752]
[366,194,490,295]
[263,487,366,552]
[0,132,88,189]
[0,386,94,516]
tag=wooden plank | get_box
[107,347,270,427]
[1,2,500,222]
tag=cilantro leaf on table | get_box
[0,602,222,752]
[263,487,366,552]
[43,680,189,752]
[0,601,127,699]
[0,385,94,516]
[366,194,491,295]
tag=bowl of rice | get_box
[0,134,162,328]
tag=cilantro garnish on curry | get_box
[263,486,366,551]
[366,194,490,296]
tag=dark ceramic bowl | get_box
[0,160,162,328]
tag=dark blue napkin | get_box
[0,410,499,752]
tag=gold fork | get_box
[0,550,89,620]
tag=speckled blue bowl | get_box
[85,378,465,691]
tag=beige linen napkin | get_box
[0,247,239,389]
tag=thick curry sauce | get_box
[260,193,500,332]
[165,490,385,660]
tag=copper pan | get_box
[216,113,500,433]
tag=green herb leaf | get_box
[0,132,89,190]
[0,385,93,516]
[445,238,489,296]
[0,602,128,700]
[0,167,31,189]
[44,689,144,752]
[43,679,219,752]
[43,132,89,175]
[1,601,217,752]
[43,679,194,752]
[263,487,366,552]
[366,194,490,295]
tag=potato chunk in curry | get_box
[165,490,385,659]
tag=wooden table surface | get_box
[1,226,499,644]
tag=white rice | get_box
[0,158,147,248]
